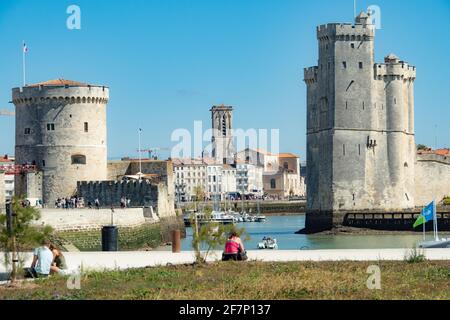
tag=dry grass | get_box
[0,261,449,300]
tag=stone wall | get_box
[33,208,150,231]
[77,180,176,217]
[15,171,43,200]
[54,217,184,251]
[415,154,450,206]
[107,160,175,216]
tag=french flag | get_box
[23,42,28,53]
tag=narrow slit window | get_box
[358,144,361,155]
[84,122,89,132]
[342,61,347,69]
[24,128,31,135]
[359,62,363,69]
[343,144,346,156]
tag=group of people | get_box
[120,197,131,208]
[55,197,84,209]
[26,239,67,278]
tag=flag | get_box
[413,201,435,228]
[23,42,28,54]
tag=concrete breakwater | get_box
[179,200,306,214]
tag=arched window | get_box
[222,115,227,136]
[283,162,289,170]
[71,154,86,165]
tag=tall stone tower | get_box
[12,79,109,204]
[211,105,234,164]
[304,12,416,232]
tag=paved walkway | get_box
[1,249,449,275]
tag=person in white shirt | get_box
[30,239,53,278]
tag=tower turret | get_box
[12,79,109,204]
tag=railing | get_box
[345,211,450,231]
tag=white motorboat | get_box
[183,211,235,226]
[257,237,278,250]
[255,215,266,222]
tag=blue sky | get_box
[0,0,449,160]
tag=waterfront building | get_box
[263,153,305,199]
[172,158,207,202]
[0,155,15,201]
[236,161,264,197]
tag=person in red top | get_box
[222,231,246,261]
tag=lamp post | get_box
[138,128,143,181]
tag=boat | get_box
[417,200,450,248]
[419,238,450,248]
[183,211,235,227]
[255,216,266,222]
[254,200,266,222]
[257,237,278,250]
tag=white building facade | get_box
[236,162,264,197]
[173,159,207,202]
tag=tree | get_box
[193,185,206,202]
[417,144,429,151]
[0,197,53,282]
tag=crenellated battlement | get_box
[304,66,318,84]
[317,23,374,42]
[12,85,109,106]
[374,62,416,81]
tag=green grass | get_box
[1,261,449,300]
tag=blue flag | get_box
[422,201,435,223]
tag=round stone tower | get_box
[12,79,109,204]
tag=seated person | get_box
[26,239,53,278]
[49,244,68,275]
[222,232,246,261]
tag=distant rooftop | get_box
[417,148,449,156]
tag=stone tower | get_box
[12,79,109,204]
[211,105,234,164]
[304,12,416,232]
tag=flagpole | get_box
[22,41,26,86]
[354,0,357,19]
[138,128,142,181]
[422,212,425,241]
[434,199,439,241]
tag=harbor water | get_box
[181,214,441,251]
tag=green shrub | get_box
[404,247,426,264]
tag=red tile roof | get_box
[27,79,91,88]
